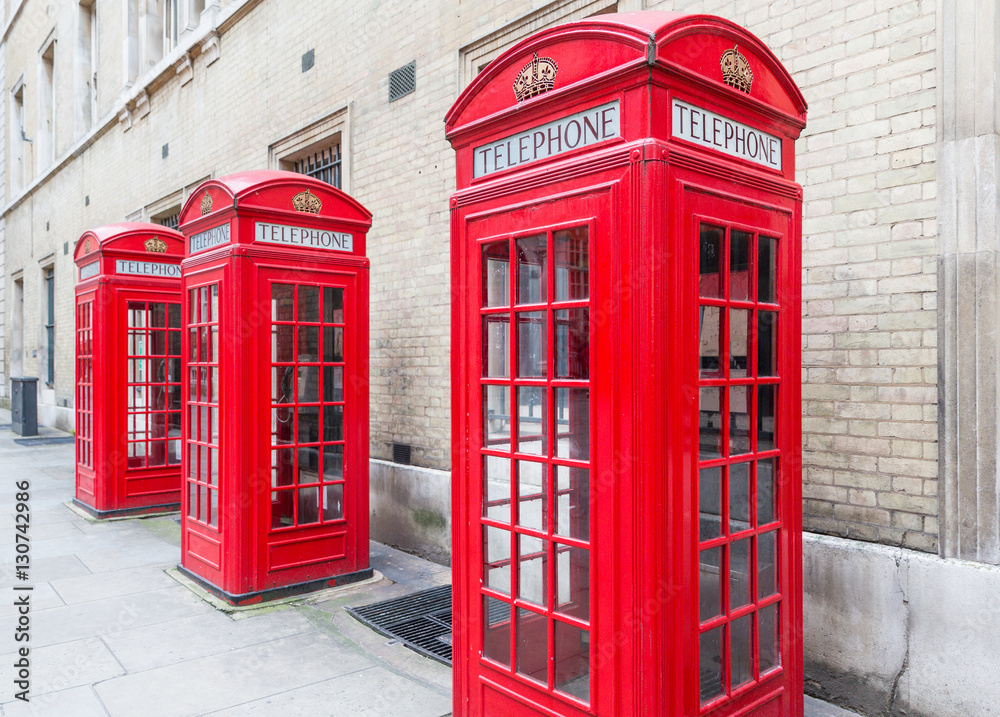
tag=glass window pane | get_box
[730,385,751,456]
[731,614,753,690]
[699,547,723,622]
[298,486,320,524]
[298,326,319,361]
[517,387,546,455]
[168,330,181,357]
[555,465,589,541]
[298,407,320,444]
[274,367,294,404]
[517,234,547,305]
[554,308,588,379]
[483,316,510,378]
[323,287,344,323]
[483,596,511,667]
[322,445,344,480]
[758,458,778,525]
[730,308,751,378]
[272,408,294,444]
[699,306,722,379]
[759,236,777,304]
[483,455,511,524]
[555,544,589,622]
[199,287,208,324]
[730,230,752,302]
[483,242,510,308]
[150,303,166,327]
[128,301,146,327]
[517,460,546,532]
[323,483,344,521]
[208,489,218,528]
[168,303,181,328]
[298,286,320,322]
[206,447,218,486]
[274,325,294,363]
[729,462,751,534]
[484,526,511,595]
[758,311,778,377]
[517,312,546,377]
[699,387,723,460]
[299,366,320,403]
[554,227,588,302]
[271,490,294,528]
[516,608,548,684]
[323,366,344,402]
[148,440,166,467]
[324,326,344,363]
[554,620,590,702]
[758,385,777,451]
[188,482,197,518]
[210,285,219,322]
[699,225,724,299]
[759,530,778,599]
[699,466,722,542]
[518,534,547,607]
[188,328,198,362]
[209,367,218,404]
[700,626,724,703]
[759,602,780,674]
[554,388,588,461]
[272,284,295,321]
[484,385,511,452]
[324,405,344,443]
[730,539,751,610]
[272,448,294,487]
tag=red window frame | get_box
[76,299,94,469]
[185,283,220,528]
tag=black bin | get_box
[11,377,38,437]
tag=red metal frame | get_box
[72,223,186,518]
[446,12,806,717]
[176,170,373,605]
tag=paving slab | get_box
[95,632,375,717]
[0,583,64,616]
[48,565,178,605]
[1,685,110,717]
[0,555,92,590]
[204,665,452,717]
[0,637,125,697]
[805,695,865,716]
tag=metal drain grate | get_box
[14,436,75,446]
[347,584,453,664]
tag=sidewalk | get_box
[0,411,861,716]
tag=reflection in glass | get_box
[730,308,750,378]
[555,465,589,541]
[483,385,512,452]
[322,445,344,480]
[298,407,320,444]
[758,458,777,525]
[483,596,511,667]
[517,461,546,532]
[484,526,511,595]
[209,489,218,528]
[323,287,345,323]
[730,462,751,533]
[699,387,723,459]
[700,626,724,703]
[516,608,548,684]
[699,306,722,379]
[324,326,344,362]
[731,613,753,689]
[759,236,777,304]
[298,487,320,524]
[274,325,294,363]
[517,387,546,455]
[730,539,751,610]
[700,224,724,299]
[554,620,590,702]
[323,405,344,443]
[759,530,778,599]
[699,547,723,622]
[168,303,181,328]
[299,286,320,323]
[758,385,777,451]
[517,235,547,305]
[759,602,780,673]
[483,455,511,523]
[298,326,319,360]
[299,366,320,403]
[517,312,546,377]
[730,230,752,302]
[554,308,588,379]
[483,316,510,378]
[555,545,589,622]
[323,366,344,402]
[699,466,722,542]
[271,490,294,528]
[518,534,547,606]
[272,448,294,487]
[555,388,589,460]
[758,311,778,377]
[323,483,344,521]
[730,385,751,455]
[272,284,295,321]
[554,227,589,302]
[483,243,510,308]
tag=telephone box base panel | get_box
[176,565,376,607]
[72,497,181,520]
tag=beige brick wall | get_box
[3,0,942,550]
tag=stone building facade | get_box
[1,0,998,715]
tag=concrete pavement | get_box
[0,410,862,716]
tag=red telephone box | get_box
[446,12,806,717]
[176,170,373,604]
[73,223,186,518]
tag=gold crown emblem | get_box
[292,189,322,214]
[721,45,753,94]
[513,53,558,103]
[145,236,168,253]
[200,193,213,215]
[84,239,92,254]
